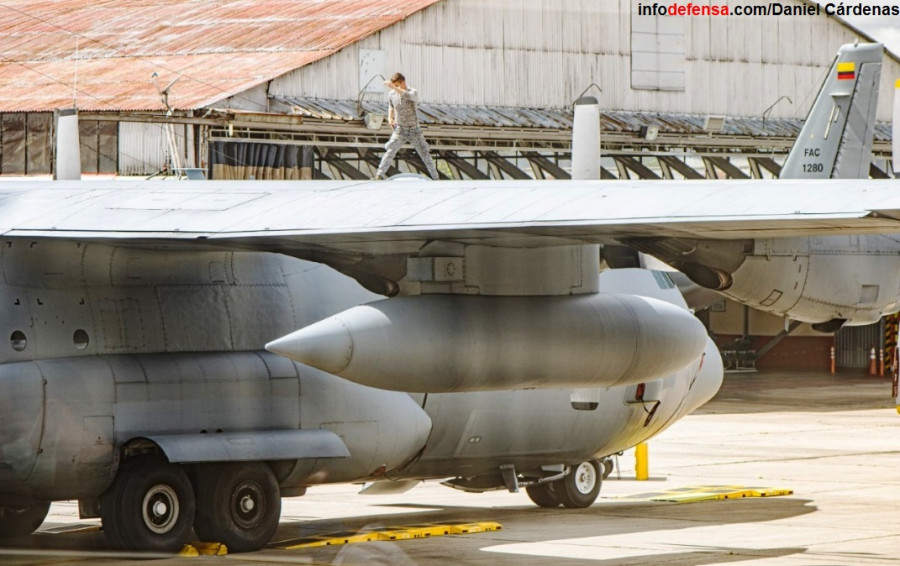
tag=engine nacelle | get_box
[630,235,900,327]
[723,236,900,326]
[266,293,708,393]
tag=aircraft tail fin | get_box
[780,43,882,179]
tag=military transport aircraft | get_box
[1,42,899,556]
[3,174,900,553]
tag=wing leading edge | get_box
[3,179,900,255]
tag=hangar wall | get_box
[265,0,900,121]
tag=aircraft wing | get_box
[5,179,900,256]
[7,177,900,294]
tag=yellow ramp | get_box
[280,521,502,549]
[621,485,793,503]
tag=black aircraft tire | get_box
[100,456,142,548]
[100,455,195,552]
[0,501,51,538]
[557,460,602,509]
[525,483,561,508]
[193,462,281,553]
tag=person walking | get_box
[373,73,440,180]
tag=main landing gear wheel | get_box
[557,460,602,509]
[525,482,561,508]
[100,455,195,552]
[0,501,51,538]
[193,462,281,553]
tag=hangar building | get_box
[0,0,896,371]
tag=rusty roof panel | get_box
[0,0,441,111]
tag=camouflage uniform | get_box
[375,88,439,180]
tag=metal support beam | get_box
[657,155,704,179]
[483,151,532,179]
[522,151,570,179]
[704,156,750,179]
[614,156,661,179]
[322,156,370,180]
[442,152,490,179]
[870,163,890,179]
[747,157,763,179]
[755,320,804,361]
[752,156,782,177]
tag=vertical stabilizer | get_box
[571,96,601,180]
[780,43,882,179]
[55,108,81,180]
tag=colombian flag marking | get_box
[837,61,855,81]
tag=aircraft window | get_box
[73,329,90,350]
[10,330,26,351]
[652,270,675,289]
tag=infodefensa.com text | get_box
[637,3,900,17]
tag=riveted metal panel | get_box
[0,362,44,487]
[157,286,232,351]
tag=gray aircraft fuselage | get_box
[0,238,719,507]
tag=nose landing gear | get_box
[525,458,606,509]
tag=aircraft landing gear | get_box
[526,459,602,509]
[525,482,561,508]
[100,455,196,552]
[193,462,281,553]
[557,460,601,508]
[0,501,50,538]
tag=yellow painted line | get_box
[449,522,502,534]
[280,521,502,549]
[837,61,856,73]
[285,531,384,548]
[620,485,793,503]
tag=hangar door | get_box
[835,320,884,370]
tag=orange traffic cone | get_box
[869,347,877,376]
[830,346,835,375]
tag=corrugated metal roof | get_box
[275,96,895,142]
[275,95,893,141]
[0,0,441,112]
